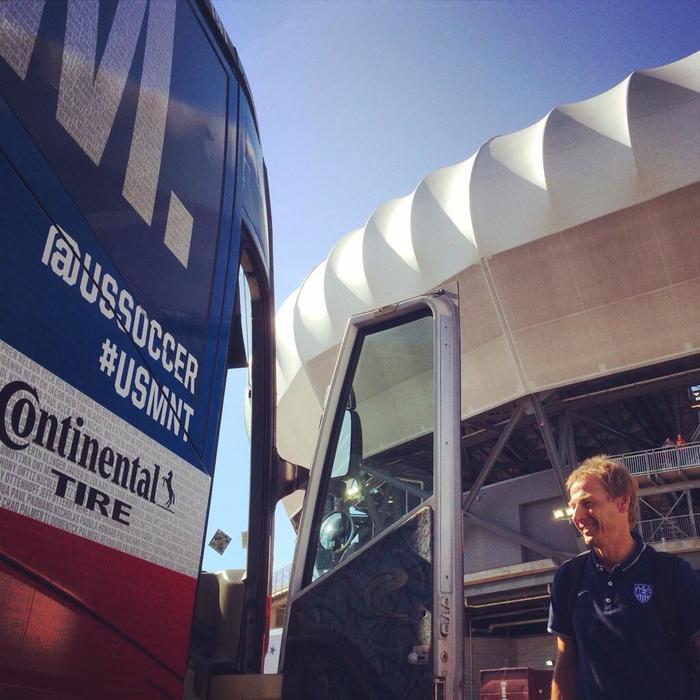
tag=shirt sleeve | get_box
[675,557,700,641]
[548,561,575,639]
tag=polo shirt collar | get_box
[591,531,646,573]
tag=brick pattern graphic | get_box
[0,0,44,80]
[0,340,209,577]
[56,0,146,165]
[122,0,177,227]
[164,191,194,268]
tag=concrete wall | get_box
[514,634,557,669]
[464,469,579,573]
[464,635,514,700]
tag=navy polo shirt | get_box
[548,534,700,700]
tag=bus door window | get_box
[309,310,435,582]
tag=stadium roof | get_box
[276,50,700,467]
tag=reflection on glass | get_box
[240,269,254,438]
[330,410,352,478]
[319,511,355,552]
[312,312,434,581]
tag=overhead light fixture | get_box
[545,659,554,667]
[553,507,574,520]
[345,478,361,501]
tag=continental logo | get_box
[0,379,176,526]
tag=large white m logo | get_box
[0,0,193,268]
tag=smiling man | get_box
[548,455,700,700]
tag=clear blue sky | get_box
[202,0,700,573]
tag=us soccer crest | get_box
[634,583,653,604]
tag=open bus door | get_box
[281,289,463,700]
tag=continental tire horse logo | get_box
[162,470,176,510]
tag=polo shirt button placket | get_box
[604,574,613,610]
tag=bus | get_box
[0,1,280,697]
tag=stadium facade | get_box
[274,49,700,698]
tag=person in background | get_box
[660,437,675,468]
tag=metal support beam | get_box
[462,368,700,451]
[688,491,698,537]
[463,512,576,564]
[581,420,609,453]
[639,394,666,445]
[462,401,526,512]
[666,492,686,518]
[639,498,670,521]
[358,472,384,534]
[640,479,700,496]
[643,492,688,542]
[363,466,431,500]
[567,414,578,474]
[558,412,569,470]
[571,411,654,449]
[560,368,700,410]
[640,492,686,521]
[462,413,543,449]
[530,394,568,502]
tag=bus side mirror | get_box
[330,408,362,479]
[318,510,355,553]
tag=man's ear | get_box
[616,495,630,514]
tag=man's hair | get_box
[566,455,639,527]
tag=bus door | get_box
[281,291,463,700]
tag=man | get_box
[548,455,700,699]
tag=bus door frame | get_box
[282,287,463,699]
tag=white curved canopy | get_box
[276,50,700,468]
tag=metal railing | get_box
[612,442,700,478]
[271,563,292,596]
[637,513,700,544]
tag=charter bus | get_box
[0,1,280,697]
